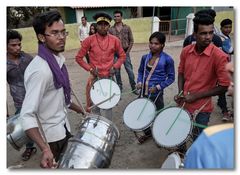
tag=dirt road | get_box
[7,41,232,169]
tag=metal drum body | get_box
[7,114,30,150]
[123,98,156,131]
[152,107,192,150]
[58,114,120,169]
[161,152,184,169]
[90,79,121,109]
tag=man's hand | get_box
[90,68,97,77]
[135,82,142,90]
[149,87,157,94]
[109,67,116,77]
[40,148,57,168]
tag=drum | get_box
[7,114,30,150]
[123,98,156,131]
[161,152,184,169]
[152,107,192,149]
[58,114,120,169]
[90,79,121,109]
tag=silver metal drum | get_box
[58,114,120,169]
[7,114,30,150]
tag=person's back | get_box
[184,123,234,169]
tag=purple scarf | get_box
[38,43,71,106]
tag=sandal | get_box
[21,147,37,161]
[137,135,150,144]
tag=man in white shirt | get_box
[20,10,83,168]
[78,16,90,44]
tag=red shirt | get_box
[75,33,126,78]
[178,43,230,113]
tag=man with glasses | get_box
[109,10,138,94]
[20,10,83,168]
[75,12,126,120]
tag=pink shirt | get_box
[178,44,230,113]
[76,33,126,78]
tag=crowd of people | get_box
[7,8,234,169]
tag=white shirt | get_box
[78,22,90,41]
[20,54,71,143]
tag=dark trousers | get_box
[48,125,72,162]
[217,92,228,113]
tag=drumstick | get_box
[109,77,112,102]
[137,93,152,120]
[88,93,115,110]
[165,102,186,135]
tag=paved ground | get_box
[7,38,233,169]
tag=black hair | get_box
[149,32,166,44]
[113,10,123,17]
[195,9,216,19]
[220,18,232,27]
[32,10,62,36]
[81,16,87,20]
[7,29,22,44]
[193,13,214,33]
[89,23,97,35]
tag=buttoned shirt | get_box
[75,33,126,78]
[109,23,134,52]
[178,43,230,113]
[7,51,33,108]
[20,54,70,143]
[78,22,90,42]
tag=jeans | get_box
[192,112,210,141]
[142,92,164,136]
[15,107,35,149]
[115,53,136,90]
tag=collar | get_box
[189,43,214,57]
[53,53,65,68]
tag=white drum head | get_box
[161,152,182,169]
[90,79,121,109]
[152,107,192,148]
[123,98,156,131]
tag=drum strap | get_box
[144,57,160,96]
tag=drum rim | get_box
[123,98,156,131]
[84,114,120,138]
[90,78,121,109]
[152,106,193,149]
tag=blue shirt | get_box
[137,52,175,96]
[184,123,234,169]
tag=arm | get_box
[126,26,134,53]
[159,56,175,89]
[113,38,126,69]
[20,68,55,168]
[137,55,145,84]
[75,38,92,71]
[68,102,84,115]
[25,128,54,168]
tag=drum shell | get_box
[58,114,120,169]
[7,114,30,151]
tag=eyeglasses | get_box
[44,31,69,38]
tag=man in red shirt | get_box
[76,12,126,119]
[174,13,230,141]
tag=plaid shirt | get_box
[109,23,134,52]
[7,51,33,108]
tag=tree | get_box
[7,7,49,29]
